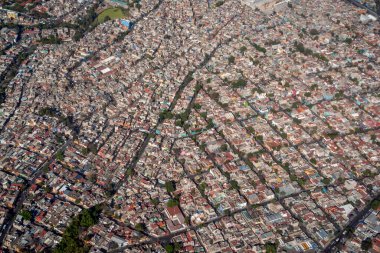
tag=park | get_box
[93,7,128,25]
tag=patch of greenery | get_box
[167,199,179,208]
[231,78,247,89]
[294,41,329,62]
[220,143,228,152]
[150,198,160,206]
[361,238,372,251]
[55,150,65,161]
[38,107,59,117]
[20,210,32,220]
[252,43,267,54]
[228,55,235,64]
[309,28,319,36]
[265,242,278,253]
[160,110,174,120]
[134,222,146,232]
[165,242,181,253]
[72,2,101,41]
[344,37,353,44]
[321,178,331,185]
[229,180,240,190]
[199,182,207,196]
[93,7,128,25]
[240,46,247,54]
[4,3,27,13]
[53,205,103,253]
[193,103,202,110]
[165,181,176,193]
[326,131,339,139]
[371,199,380,210]
[265,40,281,46]
[0,87,6,105]
[215,0,225,7]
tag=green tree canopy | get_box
[20,210,32,220]
[165,181,176,193]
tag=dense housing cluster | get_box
[0,0,379,252]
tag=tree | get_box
[344,37,353,44]
[200,112,207,118]
[126,167,135,177]
[20,210,32,220]
[44,185,52,193]
[193,103,202,110]
[220,144,228,152]
[0,87,6,105]
[135,223,146,232]
[251,204,259,209]
[256,135,264,142]
[73,30,84,41]
[150,198,160,206]
[165,244,175,253]
[199,182,207,196]
[167,199,179,208]
[165,181,176,193]
[215,0,225,7]
[54,205,102,253]
[207,120,215,129]
[376,0,380,16]
[326,131,339,139]
[7,3,26,12]
[229,180,240,190]
[165,242,181,253]
[293,118,302,124]
[160,110,174,120]
[228,56,235,65]
[309,28,319,36]
[321,178,331,185]
[108,241,119,250]
[104,16,111,22]
[371,199,380,210]
[80,209,95,228]
[251,43,266,53]
[361,238,372,251]
[231,78,247,89]
[87,143,98,154]
[247,126,255,135]
[363,169,375,177]
[289,174,297,182]
[55,133,65,144]
[265,242,278,253]
[81,147,89,156]
[89,174,97,183]
[42,165,50,173]
[297,177,306,186]
[240,46,247,55]
[55,150,65,161]
[38,107,58,117]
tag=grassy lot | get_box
[93,7,128,25]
